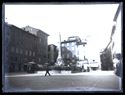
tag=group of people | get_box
[114,53,122,78]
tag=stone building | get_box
[3,23,49,72]
[22,26,49,64]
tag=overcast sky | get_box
[4,3,119,61]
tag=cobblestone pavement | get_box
[3,70,122,92]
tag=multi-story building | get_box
[61,36,87,66]
[3,23,49,73]
[22,26,49,64]
[100,3,122,70]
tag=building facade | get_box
[22,26,49,64]
[3,23,49,72]
[100,3,122,70]
[61,36,87,66]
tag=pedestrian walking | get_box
[45,63,51,76]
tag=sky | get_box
[4,3,120,62]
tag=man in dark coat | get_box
[45,63,51,76]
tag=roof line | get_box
[22,25,49,36]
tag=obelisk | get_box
[56,32,63,66]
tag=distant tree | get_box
[48,44,58,66]
[61,46,77,66]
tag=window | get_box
[20,49,23,54]
[33,52,35,56]
[11,47,15,52]
[39,38,43,43]
[61,44,64,47]
[71,42,75,46]
[29,51,32,56]
[30,28,32,32]
[67,47,69,50]
[72,47,74,51]
[39,58,41,62]
[28,51,30,56]
[25,50,28,55]
[67,43,69,47]
[16,48,18,54]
